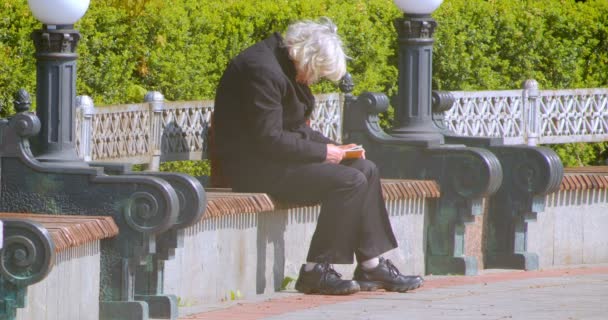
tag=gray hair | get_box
[283,18,347,84]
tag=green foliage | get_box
[0,0,402,107]
[228,289,242,301]
[280,276,296,291]
[433,0,608,90]
[176,296,196,307]
[549,142,608,167]
[1,0,607,165]
[0,0,38,116]
[159,160,210,177]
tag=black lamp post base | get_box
[392,14,442,146]
[31,26,82,168]
[33,147,88,166]
[390,126,445,145]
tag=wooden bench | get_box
[0,213,118,320]
[162,179,440,310]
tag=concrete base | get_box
[100,301,149,320]
[427,256,479,276]
[528,189,608,269]
[135,294,177,319]
[485,252,539,271]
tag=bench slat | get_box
[202,179,440,219]
[565,166,608,174]
[560,174,608,191]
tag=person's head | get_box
[283,17,347,85]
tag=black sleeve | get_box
[293,122,338,145]
[245,69,327,163]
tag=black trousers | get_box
[264,159,398,264]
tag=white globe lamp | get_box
[28,0,90,25]
[393,0,443,15]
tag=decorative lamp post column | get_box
[390,0,444,143]
[28,0,90,163]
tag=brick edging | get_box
[0,213,118,252]
[561,174,608,190]
[204,179,440,217]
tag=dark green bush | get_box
[433,0,608,90]
[159,160,210,177]
[549,142,608,167]
[3,0,606,104]
[69,0,401,105]
[0,0,37,115]
[1,0,607,168]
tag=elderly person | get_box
[213,18,423,295]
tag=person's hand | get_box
[325,144,345,164]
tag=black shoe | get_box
[295,262,360,295]
[353,257,424,292]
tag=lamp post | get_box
[390,0,444,144]
[27,0,90,163]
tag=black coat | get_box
[214,33,336,192]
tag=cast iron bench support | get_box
[0,94,206,320]
[341,75,562,274]
[432,84,564,270]
[342,86,502,275]
[91,163,206,319]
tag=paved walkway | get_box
[178,265,608,320]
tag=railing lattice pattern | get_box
[76,93,343,166]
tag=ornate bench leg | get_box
[426,198,482,276]
[134,294,177,319]
[0,220,54,320]
[135,258,177,319]
[485,146,563,270]
[423,147,502,275]
[0,90,183,320]
[342,91,503,276]
[96,170,205,320]
[98,252,151,320]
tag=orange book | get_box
[344,145,364,159]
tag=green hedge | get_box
[4,0,602,106]
[0,1,38,115]
[433,0,608,90]
[1,0,607,168]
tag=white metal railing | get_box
[75,92,343,169]
[75,82,608,168]
[444,80,608,146]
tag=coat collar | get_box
[265,32,315,117]
[266,33,298,80]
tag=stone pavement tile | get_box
[263,274,607,320]
[180,265,608,320]
[179,293,386,320]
